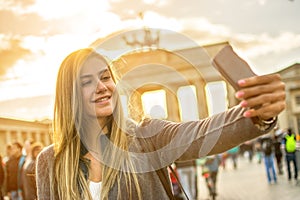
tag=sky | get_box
[0,0,299,120]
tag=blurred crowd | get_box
[170,127,299,200]
[0,139,44,200]
[0,127,298,200]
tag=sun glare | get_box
[142,90,168,119]
[30,0,110,20]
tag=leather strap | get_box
[168,166,189,200]
[156,167,176,200]
[140,136,189,200]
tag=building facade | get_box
[277,63,300,138]
[0,117,52,156]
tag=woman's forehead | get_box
[80,56,108,75]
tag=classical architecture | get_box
[0,117,52,156]
[277,63,300,137]
[1,33,297,156]
[110,42,234,122]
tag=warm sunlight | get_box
[1,0,299,122]
[205,81,228,116]
[142,90,168,119]
[29,0,110,20]
[0,1,299,199]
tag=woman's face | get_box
[80,56,116,119]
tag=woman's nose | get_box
[95,80,107,93]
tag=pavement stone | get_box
[196,155,299,200]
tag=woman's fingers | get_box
[236,74,285,99]
[239,90,286,109]
[235,73,286,120]
[242,101,286,119]
[237,74,281,88]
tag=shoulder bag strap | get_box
[156,168,176,200]
[168,165,190,200]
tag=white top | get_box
[89,181,102,200]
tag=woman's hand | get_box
[235,73,286,120]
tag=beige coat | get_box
[36,105,275,199]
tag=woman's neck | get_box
[84,152,102,182]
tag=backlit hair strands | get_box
[51,48,141,199]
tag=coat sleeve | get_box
[36,145,54,200]
[136,105,275,165]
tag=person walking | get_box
[240,140,254,162]
[175,160,196,200]
[0,155,4,200]
[36,48,285,199]
[272,135,283,175]
[199,155,221,200]
[261,136,277,184]
[19,139,34,200]
[227,146,240,169]
[5,142,23,200]
[22,142,43,200]
[282,128,298,183]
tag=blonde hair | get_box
[51,48,141,199]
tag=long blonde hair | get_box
[51,48,141,199]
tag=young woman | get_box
[36,48,285,200]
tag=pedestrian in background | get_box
[2,145,12,165]
[227,146,240,169]
[5,142,23,200]
[282,128,298,183]
[261,136,277,184]
[175,160,196,200]
[19,139,34,200]
[240,140,254,162]
[254,139,263,164]
[199,155,221,199]
[272,134,283,175]
[0,155,4,200]
[22,142,43,200]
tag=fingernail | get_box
[243,111,251,118]
[238,79,246,86]
[235,91,244,98]
[240,101,248,107]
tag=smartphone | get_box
[211,45,257,91]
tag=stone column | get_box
[226,83,239,108]
[27,131,32,140]
[5,130,11,144]
[36,130,41,142]
[17,130,22,143]
[193,80,209,119]
[165,87,181,122]
[128,89,144,122]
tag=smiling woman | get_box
[79,56,115,122]
[35,46,285,200]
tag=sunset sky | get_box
[0,0,299,120]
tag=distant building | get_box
[277,63,300,137]
[0,117,52,156]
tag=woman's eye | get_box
[81,80,92,86]
[100,71,111,81]
[101,76,111,81]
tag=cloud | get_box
[0,37,32,76]
[229,31,300,57]
[0,94,54,120]
[108,0,159,20]
[0,9,66,36]
[5,0,36,7]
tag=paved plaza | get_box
[197,155,299,200]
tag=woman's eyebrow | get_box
[80,68,109,79]
[80,74,93,79]
[98,68,109,77]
